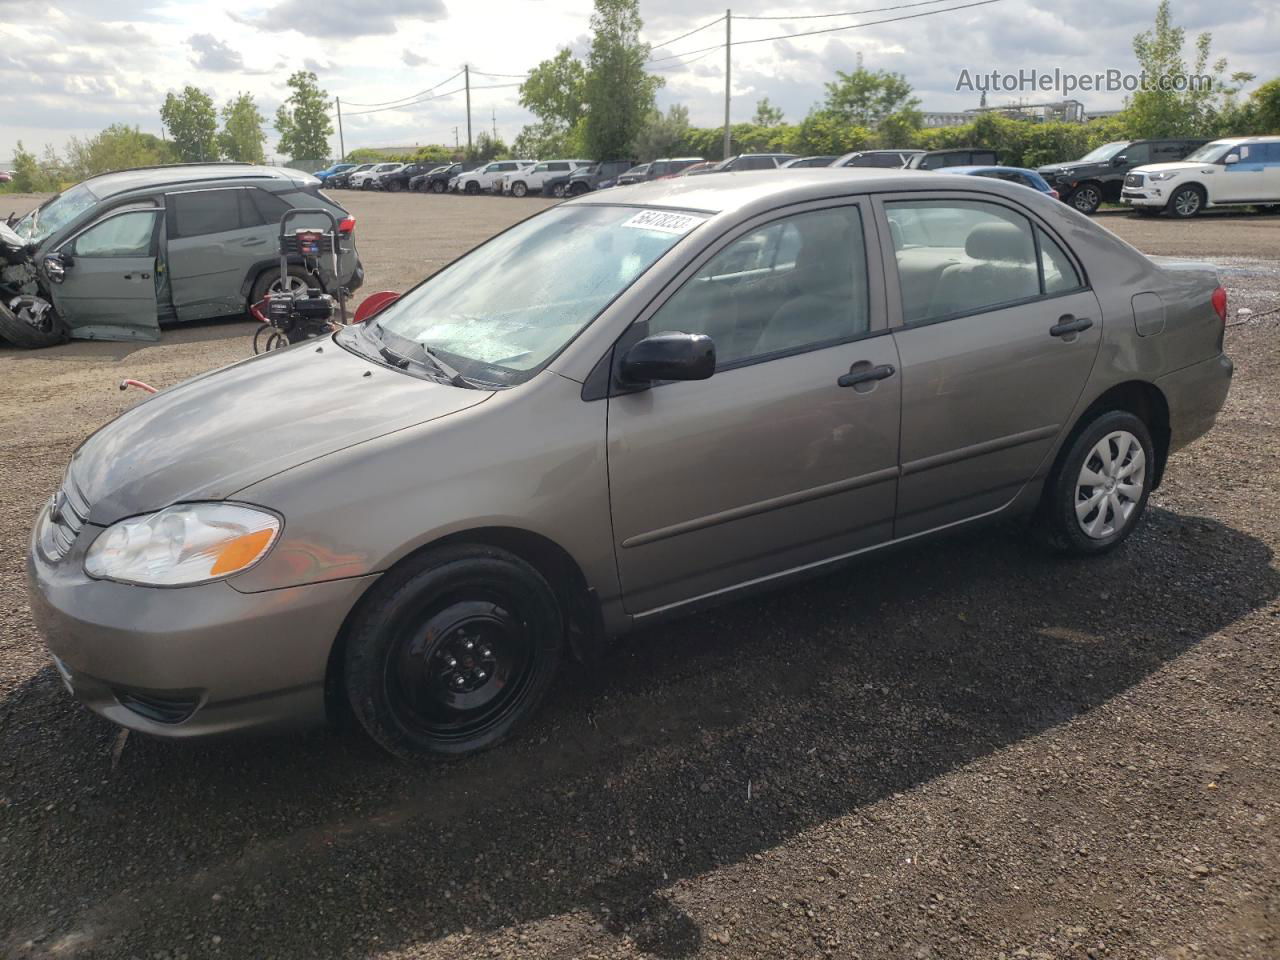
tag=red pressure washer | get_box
[250,208,350,354]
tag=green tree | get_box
[1245,78,1280,133]
[633,104,690,160]
[219,93,267,163]
[160,86,219,162]
[275,71,334,169]
[752,98,784,127]
[513,119,584,160]
[1128,0,1231,138]
[582,0,662,160]
[792,110,872,156]
[822,66,920,129]
[10,142,56,192]
[65,125,174,180]
[464,132,508,163]
[519,49,589,128]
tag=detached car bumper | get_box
[27,509,375,737]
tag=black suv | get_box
[378,162,435,193]
[545,159,637,198]
[410,161,480,194]
[1037,139,1207,214]
[905,148,1000,170]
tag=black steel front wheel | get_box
[344,544,563,760]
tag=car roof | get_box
[568,167,992,214]
[942,165,1041,176]
[83,163,304,198]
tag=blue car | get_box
[938,165,1059,200]
[312,162,358,183]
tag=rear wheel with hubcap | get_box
[1036,410,1155,554]
[1167,184,1204,218]
[249,265,313,310]
[511,181,528,198]
[344,544,563,760]
[432,180,447,194]
[1067,183,1102,215]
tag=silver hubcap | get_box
[1175,190,1200,216]
[1076,430,1145,539]
[270,275,308,295]
[1074,188,1098,211]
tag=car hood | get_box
[69,337,491,525]
[1037,162,1102,177]
[1129,161,1201,175]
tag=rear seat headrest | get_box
[964,222,1028,262]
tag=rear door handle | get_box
[241,238,268,247]
[1050,315,1093,337]
[838,363,896,387]
[123,272,151,280]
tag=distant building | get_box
[922,99,1089,126]
[1084,108,1124,122]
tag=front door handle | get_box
[1050,315,1093,337]
[838,363,896,388]
[241,238,268,247]
[123,272,151,280]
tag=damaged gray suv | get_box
[1,162,363,347]
[28,170,1232,760]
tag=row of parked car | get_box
[312,134,1280,218]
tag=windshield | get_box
[363,204,705,384]
[13,182,100,244]
[1076,141,1131,163]
[1183,141,1233,163]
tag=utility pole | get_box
[335,97,345,160]
[722,9,732,161]
[465,64,472,151]
[454,126,460,151]
[492,108,497,141]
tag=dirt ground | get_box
[1,189,1278,960]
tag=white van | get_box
[1121,136,1280,217]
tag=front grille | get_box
[116,691,199,724]
[44,474,90,561]
[1124,173,1145,188]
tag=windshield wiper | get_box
[421,346,486,389]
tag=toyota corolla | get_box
[28,170,1232,760]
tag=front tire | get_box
[1167,185,1205,218]
[344,544,563,760]
[386,180,402,193]
[432,180,447,194]
[1067,183,1102,215]
[511,181,528,198]
[0,296,66,349]
[1036,410,1155,555]
[465,181,480,195]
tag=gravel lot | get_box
[1,189,1277,959]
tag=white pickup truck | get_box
[501,160,592,197]
[454,160,535,195]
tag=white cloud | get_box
[187,33,244,72]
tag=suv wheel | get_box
[569,183,590,196]
[1067,184,1102,215]
[432,180,447,194]
[465,181,480,195]
[386,180,402,193]
[511,181,528,198]
[343,544,563,760]
[1167,185,1205,218]
[249,266,313,309]
[1035,409,1155,555]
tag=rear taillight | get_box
[1211,285,1227,324]
[1049,189,1060,200]
[339,217,356,234]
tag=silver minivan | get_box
[3,163,363,345]
[28,170,1232,760]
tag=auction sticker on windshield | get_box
[621,210,708,235]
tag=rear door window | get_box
[249,189,292,225]
[170,189,245,238]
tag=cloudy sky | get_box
[0,0,1276,163]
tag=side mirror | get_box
[1223,153,1239,165]
[620,332,715,384]
[1112,155,1128,166]
[43,253,68,283]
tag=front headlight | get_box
[85,503,281,586]
[1148,171,1180,181]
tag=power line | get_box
[340,69,464,108]
[648,14,726,50]
[342,85,467,117]
[646,0,1004,64]
[649,47,721,70]
[736,0,956,19]
[469,69,532,79]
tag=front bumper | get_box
[27,510,376,737]
[1120,189,1166,209]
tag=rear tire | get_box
[344,544,563,760]
[0,296,66,349]
[432,180,447,194]
[248,265,314,310]
[1035,409,1155,555]
[386,180,402,193]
